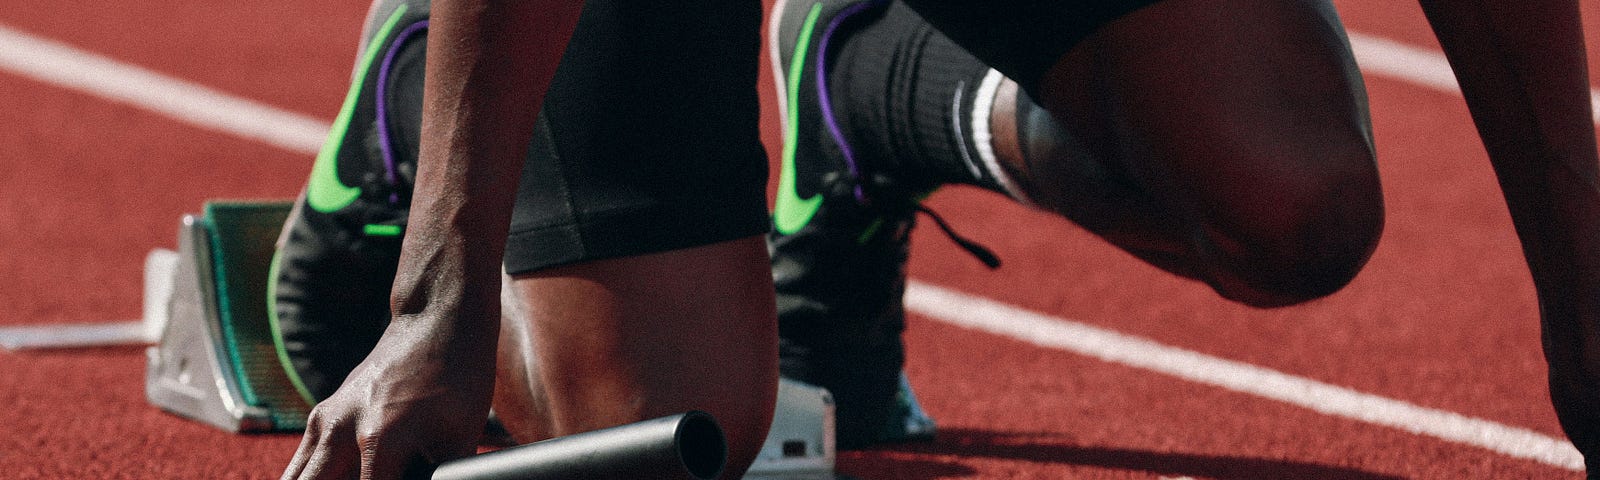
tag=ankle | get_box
[984,78,1040,205]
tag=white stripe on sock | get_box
[969,69,1033,206]
[951,81,985,179]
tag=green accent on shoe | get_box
[773,2,826,235]
[266,248,320,408]
[363,224,403,237]
[306,4,410,214]
[856,218,884,245]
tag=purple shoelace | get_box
[814,1,881,205]
[374,20,429,205]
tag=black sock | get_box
[828,1,1009,195]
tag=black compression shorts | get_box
[500,0,1167,273]
[499,0,772,273]
[365,0,1161,274]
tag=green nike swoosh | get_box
[306,4,410,214]
[265,248,318,408]
[773,3,826,235]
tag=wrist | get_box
[389,251,504,336]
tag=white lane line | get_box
[0,22,1586,470]
[906,281,1584,471]
[1347,33,1463,95]
[1347,32,1600,125]
[0,24,329,154]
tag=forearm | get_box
[1418,0,1600,311]
[281,5,585,478]
[1419,0,1600,467]
[391,0,582,334]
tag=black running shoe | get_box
[768,0,951,449]
[268,4,429,405]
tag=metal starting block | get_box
[144,200,310,432]
[143,200,838,478]
[747,380,836,480]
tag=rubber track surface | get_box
[0,1,1597,478]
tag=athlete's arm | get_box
[280,1,581,479]
[1416,0,1600,471]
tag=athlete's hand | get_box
[279,320,498,480]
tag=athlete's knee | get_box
[1195,139,1383,308]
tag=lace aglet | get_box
[956,238,1002,269]
[915,204,1002,269]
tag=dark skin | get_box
[490,239,779,460]
[281,1,583,478]
[283,1,779,479]
[285,0,1600,477]
[987,0,1600,470]
[997,0,1383,307]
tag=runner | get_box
[277,0,1600,477]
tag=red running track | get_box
[1,0,1597,478]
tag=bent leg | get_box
[487,0,777,475]
[492,237,778,477]
[914,0,1384,306]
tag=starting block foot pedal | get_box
[144,200,309,432]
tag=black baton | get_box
[432,411,727,480]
